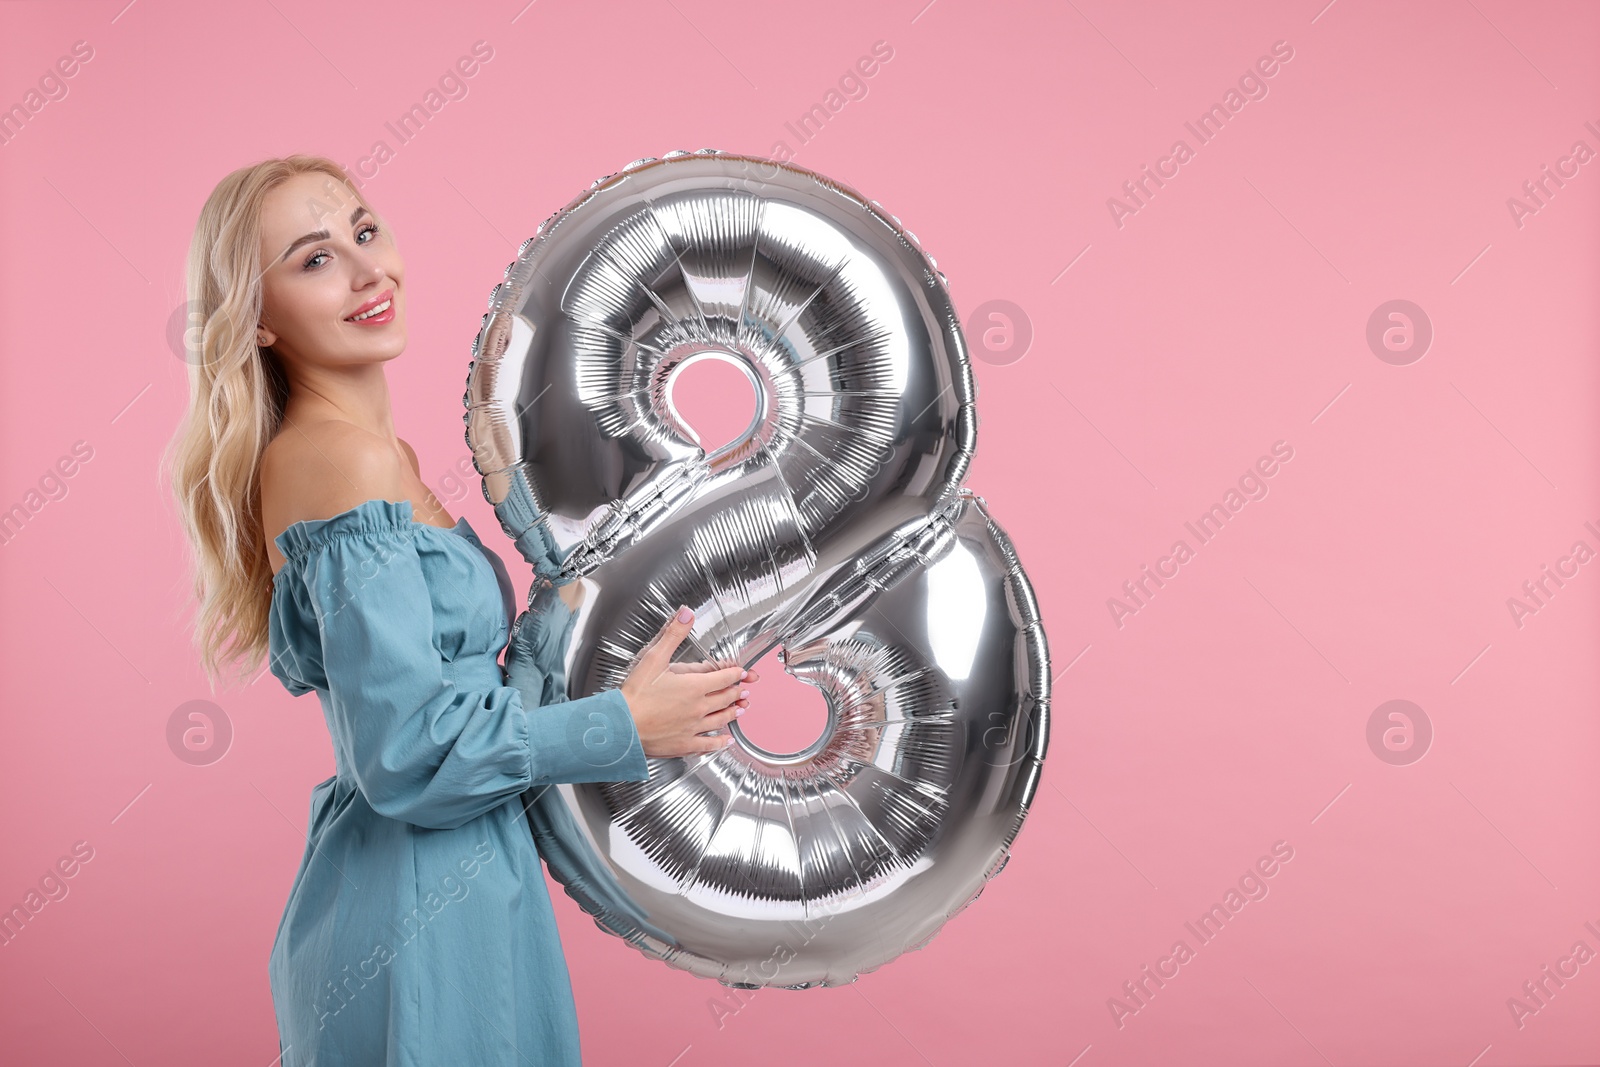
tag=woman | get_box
[164,154,757,1065]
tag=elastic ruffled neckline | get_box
[273,498,471,569]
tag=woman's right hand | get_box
[620,606,749,758]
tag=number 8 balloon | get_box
[464,149,1050,988]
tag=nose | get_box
[353,259,387,288]
[350,243,391,288]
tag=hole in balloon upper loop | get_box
[656,345,776,472]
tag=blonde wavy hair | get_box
[163,154,378,687]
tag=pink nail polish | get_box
[735,707,746,717]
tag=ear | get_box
[256,322,276,347]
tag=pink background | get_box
[3,0,1598,1064]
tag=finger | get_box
[690,733,737,754]
[697,703,742,726]
[669,660,755,680]
[692,665,745,695]
[705,703,744,729]
[636,608,693,659]
[699,681,749,713]
[638,606,695,675]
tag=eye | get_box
[301,224,382,270]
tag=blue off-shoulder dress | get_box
[265,498,649,1067]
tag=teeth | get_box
[349,298,391,321]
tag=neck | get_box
[280,359,396,440]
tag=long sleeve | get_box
[504,583,652,784]
[496,477,655,785]
[269,500,648,831]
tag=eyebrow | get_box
[277,203,372,264]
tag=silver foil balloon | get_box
[462,149,1049,988]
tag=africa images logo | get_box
[1106,40,1296,229]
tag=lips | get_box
[345,288,395,322]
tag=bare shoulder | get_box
[261,421,410,566]
[396,437,421,477]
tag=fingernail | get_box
[723,735,736,745]
[741,670,750,680]
[739,689,749,699]
[675,605,693,623]
[735,707,745,717]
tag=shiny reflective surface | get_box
[463,150,1050,987]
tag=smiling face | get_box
[254,171,406,372]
